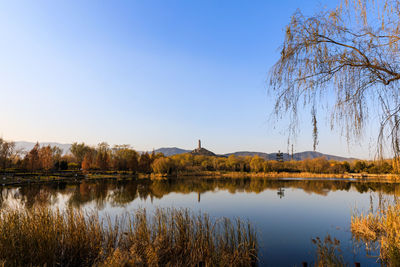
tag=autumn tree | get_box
[151,151,165,162]
[76,146,96,171]
[213,157,228,171]
[310,157,330,173]
[111,145,139,172]
[269,0,400,157]
[96,142,110,170]
[0,138,16,171]
[126,151,139,172]
[138,152,152,173]
[227,155,240,171]
[25,143,40,171]
[353,160,368,173]
[171,153,194,171]
[38,145,54,171]
[81,154,92,171]
[70,142,90,165]
[152,157,176,174]
[250,155,264,172]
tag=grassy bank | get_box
[0,206,258,267]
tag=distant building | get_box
[191,140,216,156]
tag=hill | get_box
[154,147,190,156]
[224,151,357,161]
[191,147,216,156]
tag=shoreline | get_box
[1,170,399,186]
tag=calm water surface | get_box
[1,177,396,266]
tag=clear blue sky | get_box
[0,0,375,158]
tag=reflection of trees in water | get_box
[67,181,109,210]
[0,187,13,208]
[2,178,400,208]
[0,183,66,209]
[107,181,138,206]
[17,184,62,208]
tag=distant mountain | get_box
[224,151,357,162]
[15,143,192,157]
[292,151,357,161]
[154,146,356,161]
[13,141,357,161]
[154,147,190,156]
[15,141,72,155]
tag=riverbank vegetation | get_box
[351,201,400,265]
[0,139,397,179]
[0,206,257,267]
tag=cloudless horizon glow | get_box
[0,0,376,159]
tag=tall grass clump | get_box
[0,206,258,267]
[312,235,347,267]
[351,202,400,265]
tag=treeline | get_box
[165,154,393,174]
[0,138,395,174]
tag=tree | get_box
[227,155,239,171]
[38,145,54,171]
[80,147,96,171]
[138,152,152,173]
[250,156,264,172]
[311,157,330,173]
[269,0,400,157]
[96,142,110,170]
[59,160,69,170]
[0,138,15,171]
[111,145,139,172]
[70,142,90,165]
[81,154,92,171]
[25,142,40,171]
[126,150,139,173]
[353,160,367,173]
[152,157,176,174]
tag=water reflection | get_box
[0,177,395,266]
[1,177,400,209]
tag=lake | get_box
[0,177,395,266]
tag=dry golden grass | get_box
[351,212,382,241]
[312,235,347,267]
[351,203,400,265]
[0,206,258,267]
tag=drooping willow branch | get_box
[269,0,400,158]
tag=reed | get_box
[351,202,400,265]
[312,235,347,267]
[0,206,258,267]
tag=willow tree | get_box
[269,0,400,161]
